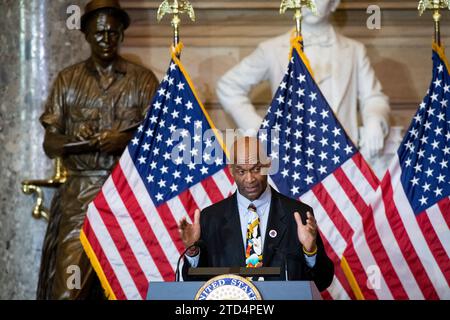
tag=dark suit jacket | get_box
[183,188,334,292]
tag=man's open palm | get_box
[178,209,201,249]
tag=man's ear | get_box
[120,29,125,43]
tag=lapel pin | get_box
[269,230,277,238]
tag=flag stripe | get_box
[119,149,181,271]
[312,184,354,243]
[300,191,347,258]
[111,165,175,281]
[94,191,148,299]
[341,157,378,204]
[223,166,235,186]
[82,220,126,300]
[86,206,140,299]
[155,203,185,257]
[178,188,200,222]
[101,176,164,282]
[320,289,333,300]
[201,175,224,204]
[189,182,213,211]
[326,171,395,299]
[390,163,449,299]
[351,153,380,190]
[319,233,355,300]
[416,210,450,287]
[312,183,377,299]
[372,186,425,299]
[333,167,408,299]
[212,168,235,198]
[437,197,450,229]
[426,201,450,258]
[324,278,351,300]
[300,191,355,299]
[382,171,440,299]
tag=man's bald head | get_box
[230,136,270,166]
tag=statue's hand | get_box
[97,129,132,154]
[361,120,385,158]
[75,123,96,141]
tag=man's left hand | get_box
[294,211,318,253]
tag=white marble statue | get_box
[216,0,391,160]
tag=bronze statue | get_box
[37,0,159,299]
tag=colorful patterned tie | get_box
[245,204,263,268]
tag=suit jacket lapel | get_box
[222,193,246,267]
[263,190,288,267]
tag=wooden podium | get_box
[147,268,322,300]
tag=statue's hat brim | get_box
[80,0,130,33]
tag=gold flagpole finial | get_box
[418,0,450,45]
[280,0,317,38]
[157,0,196,50]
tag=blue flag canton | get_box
[260,47,357,198]
[398,51,450,214]
[128,60,226,206]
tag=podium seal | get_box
[195,274,262,300]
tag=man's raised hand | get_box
[178,209,201,249]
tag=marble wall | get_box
[0,0,89,299]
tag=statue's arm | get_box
[40,75,96,157]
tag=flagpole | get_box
[418,0,450,46]
[157,0,196,57]
[280,0,317,38]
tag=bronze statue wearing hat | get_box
[37,0,159,299]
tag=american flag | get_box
[259,38,385,300]
[80,46,235,300]
[364,44,449,299]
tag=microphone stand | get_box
[175,240,202,282]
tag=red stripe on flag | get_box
[381,173,440,299]
[351,153,379,190]
[156,202,186,255]
[437,197,450,229]
[320,290,333,300]
[312,183,377,299]
[318,230,356,300]
[201,175,225,204]
[223,166,235,185]
[83,219,127,300]
[111,165,174,281]
[178,189,200,222]
[312,184,354,241]
[416,211,450,287]
[333,168,408,299]
[93,192,149,299]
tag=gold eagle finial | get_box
[418,0,450,15]
[280,0,317,15]
[157,0,196,22]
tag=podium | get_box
[147,268,322,300]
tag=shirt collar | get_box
[236,185,272,214]
[85,56,128,75]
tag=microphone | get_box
[268,244,297,281]
[175,240,204,282]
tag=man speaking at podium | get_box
[178,137,334,292]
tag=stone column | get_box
[0,0,89,299]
